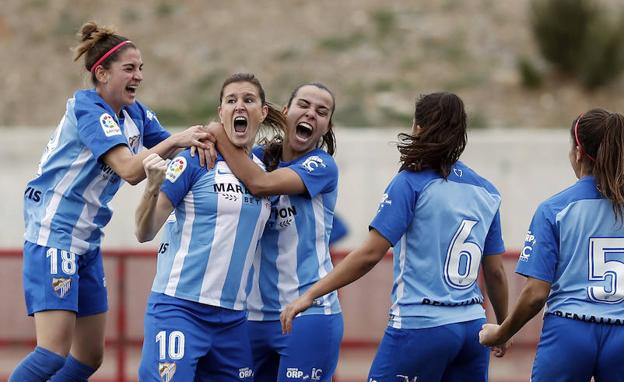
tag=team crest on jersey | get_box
[166,157,187,183]
[100,113,122,137]
[52,277,72,298]
[158,362,176,382]
[301,156,326,172]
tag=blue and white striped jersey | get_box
[369,161,505,329]
[152,150,271,311]
[517,176,624,323]
[246,148,341,321]
[24,89,170,255]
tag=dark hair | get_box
[571,108,624,220]
[73,21,135,85]
[219,73,286,151]
[397,92,467,177]
[262,83,337,171]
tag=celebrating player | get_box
[281,92,509,381]
[11,21,211,382]
[480,109,624,382]
[135,73,286,381]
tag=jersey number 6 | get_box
[444,219,482,289]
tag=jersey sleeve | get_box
[74,96,128,161]
[160,151,200,208]
[369,172,417,246]
[515,203,559,283]
[140,105,171,148]
[483,210,506,255]
[288,152,338,198]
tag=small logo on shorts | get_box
[52,277,71,298]
[396,375,418,382]
[159,362,176,382]
[238,367,254,379]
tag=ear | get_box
[217,106,224,123]
[261,105,268,122]
[95,66,108,84]
[575,146,583,163]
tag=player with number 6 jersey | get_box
[281,92,509,382]
[479,109,624,382]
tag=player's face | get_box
[218,81,268,151]
[284,85,333,156]
[97,48,143,114]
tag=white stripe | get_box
[164,192,195,295]
[276,196,300,308]
[199,165,240,304]
[37,148,92,248]
[70,171,110,253]
[389,235,408,329]
[234,206,269,310]
[311,195,332,314]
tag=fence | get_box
[0,249,538,381]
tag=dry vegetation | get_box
[1,0,623,128]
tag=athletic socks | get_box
[8,346,66,382]
[49,354,97,382]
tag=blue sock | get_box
[49,355,97,382]
[8,346,66,382]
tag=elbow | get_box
[134,228,154,243]
[124,174,143,186]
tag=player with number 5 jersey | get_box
[281,92,509,382]
[480,109,624,382]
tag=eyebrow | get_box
[298,98,329,109]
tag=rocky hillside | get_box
[1,0,623,128]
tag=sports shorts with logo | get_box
[22,241,108,316]
[139,292,255,382]
[248,313,343,382]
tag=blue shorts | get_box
[22,241,108,317]
[248,314,343,382]
[139,292,255,382]
[368,318,488,382]
[532,314,624,382]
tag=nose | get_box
[134,69,143,81]
[235,99,246,111]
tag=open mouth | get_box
[295,122,313,140]
[125,84,138,96]
[233,116,248,133]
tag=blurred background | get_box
[2,0,624,380]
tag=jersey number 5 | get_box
[444,219,482,289]
[588,237,624,304]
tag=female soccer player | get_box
[206,83,342,382]
[281,92,509,381]
[11,22,211,382]
[135,73,287,381]
[480,109,624,382]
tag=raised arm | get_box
[208,122,306,196]
[479,277,551,347]
[135,154,175,242]
[280,229,391,333]
[481,254,510,356]
[103,125,211,185]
